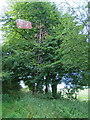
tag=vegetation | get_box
[2,89,89,118]
[2,1,88,97]
[1,1,89,119]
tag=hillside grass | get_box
[2,89,89,118]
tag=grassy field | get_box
[2,89,89,118]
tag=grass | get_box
[2,89,89,118]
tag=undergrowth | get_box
[2,91,88,118]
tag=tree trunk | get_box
[32,83,35,95]
[52,84,57,98]
[45,83,48,94]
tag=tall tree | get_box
[2,2,62,95]
[2,1,88,97]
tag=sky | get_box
[0,0,8,14]
[0,0,9,44]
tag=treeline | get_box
[2,2,88,98]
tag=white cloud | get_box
[0,0,8,16]
[0,0,9,44]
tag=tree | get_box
[2,38,36,92]
[56,0,89,89]
[2,1,88,98]
[56,14,88,87]
[2,2,62,95]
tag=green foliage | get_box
[2,91,88,118]
[1,1,89,119]
[2,1,88,96]
[2,2,63,95]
